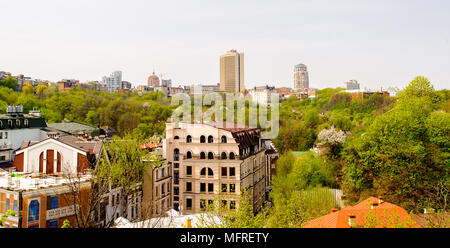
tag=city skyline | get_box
[1,0,449,90]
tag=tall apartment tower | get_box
[294,63,309,89]
[103,71,122,93]
[220,50,245,93]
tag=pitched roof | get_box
[304,196,420,228]
[46,122,97,135]
[17,136,102,157]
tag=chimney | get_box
[371,202,379,209]
[331,208,338,213]
[378,196,384,204]
[348,215,357,228]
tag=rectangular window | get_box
[200,199,206,209]
[48,196,58,210]
[230,184,236,193]
[221,184,227,193]
[208,183,214,192]
[186,182,192,192]
[229,167,235,177]
[174,170,179,184]
[156,186,159,196]
[6,199,10,211]
[174,163,179,169]
[162,168,165,177]
[0,132,2,139]
[162,184,165,195]
[0,156,5,161]
[186,198,192,209]
[13,200,17,213]
[221,200,227,208]
[221,167,227,177]
[208,200,214,206]
[200,183,206,192]
[174,187,179,196]
[4,132,7,139]
[186,166,192,176]
[230,200,236,209]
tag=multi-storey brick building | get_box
[163,122,268,215]
[0,171,91,228]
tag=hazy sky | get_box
[1,0,449,90]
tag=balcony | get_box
[46,205,78,220]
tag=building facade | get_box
[248,85,277,105]
[103,71,122,93]
[0,106,47,163]
[294,63,309,89]
[343,80,360,90]
[148,72,160,88]
[163,122,268,215]
[0,171,91,228]
[220,50,245,93]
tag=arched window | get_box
[24,119,29,127]
[186,135,192,143]
[174,149,179,161]
[0,120,3,129]
[208,135,214,143]
[221,152,227,159]
[28,200,40,221]
[186,151,192,159]
[208,152,214,159]
[200,152,206,159]
[200,167,214,177]
[229,152,235,160]
[16,119,21,128]
[174,136,179,140]
[221,135,227,143]
[200,135,206,143]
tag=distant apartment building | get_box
[163,122,268,215]
[184,83,220,95]
[161,79,172,87]
[80,81,108,92]
[122,81,132,90]
[136,85,151,92]
[168,87,184,97]
[248,85,277,105]
[103,71,122,93]
[57,79,80,91]
[220,50,245,93]
[148,72,160,88]
[294,63,309,89]
[343,80,360,90]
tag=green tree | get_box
[0,75,19,90]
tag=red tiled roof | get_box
[304,196,420,228]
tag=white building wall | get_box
[18,139,83,174]
[1,128,42,150]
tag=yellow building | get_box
[220,50,245,93]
